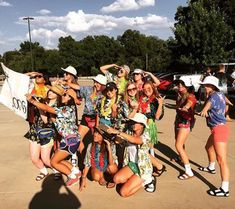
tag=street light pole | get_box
[23,17,34,71]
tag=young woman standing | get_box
[26,86,82,186]
[199,76,230,197]
[174,78,197,180]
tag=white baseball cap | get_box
[61,66,77,77]
[93,74,107,85]
[128,113,148,127]
[200,76,220,90]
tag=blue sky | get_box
[0,0,187,55]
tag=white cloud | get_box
[30,28,68,48]
[37,9,51,15]
[0,0,12,7]
[16,9,173,52]
[101,0,155,13]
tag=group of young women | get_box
[24,64,231,198]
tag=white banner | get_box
[0,63,30,119]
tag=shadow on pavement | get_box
[155,141,216,190]
[28,175,81,209]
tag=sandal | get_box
[144,176,156,193]
[106,182,116,188]
[199,166,216,174]
[36,173,48,181]
[178,173,194,180]
[208,187,229,197]
[54,173,62,181]
[153,165,166,177]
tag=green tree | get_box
[58,36,80,68]
[174,0,234,69]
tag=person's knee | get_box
[92,172,102,182]
[119,187,130,198]
[113,173,125,184]
[107,164,118,174]
[216,155,227,166]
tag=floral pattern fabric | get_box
[123,131,153,185]
[96,96,129,130]
[79,86,103,115]
[54,105,79,138]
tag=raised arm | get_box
[26,94,56,114]
[100,64,119,74]
[107,127,143,145]
[143,71,160,86]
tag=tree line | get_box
[0,0,234,76]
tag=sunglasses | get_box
[106,88,115,92]
[34,75,43,79]
[127,87,137,92]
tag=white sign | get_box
[0,63,30,119]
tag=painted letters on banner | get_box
[0,63,30,119]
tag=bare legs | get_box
[51,150,71,175]
[175,128,194,177]
[175,128,190,165]
[113,166,142,197]
[204,134,230,182]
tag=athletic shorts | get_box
[211,124,229,143]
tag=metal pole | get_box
[23,17,34,71]
[145,53,148,70]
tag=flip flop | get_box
[178,173,194,180]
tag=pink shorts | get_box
[211,124,229,142]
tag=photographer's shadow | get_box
[28,175,81,209]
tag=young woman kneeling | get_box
[107,113,153,197]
